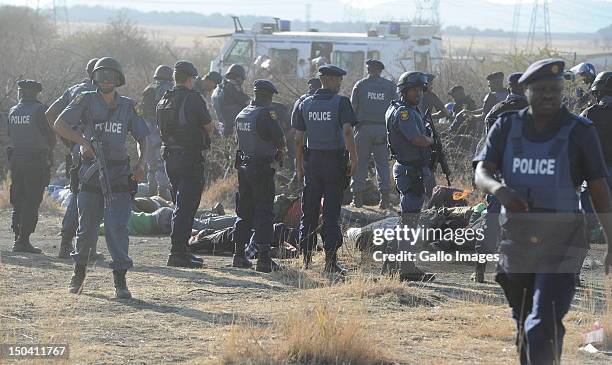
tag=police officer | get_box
[141,65,173,199]
[231,80,286,272]
[212,64,250,137]
[350,59,395,209]
[293,65,358,274]
[474,59,612,365]
[384,71,436,282]
[472,72,529,283]
[289,77,322,187]
[419,73,449,120]
[54,57,149,299]
[482,71,509,116]
[7,80,55,254]
[447,85,477,132]
[46,58,100,259]
[158,61,214,269]
[570,62,597,110]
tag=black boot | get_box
[256,244,281,273]
[471,262,486,283]
[302,249,313,269]
[112,270,132,299]
[12,234,42,254]
[58,236,74,259]
[68,264,87,294]
[379,192,390,210]
[167,242,203,269]
[232,243,253,269]
[324,251,348,275]
[187,251,204,264]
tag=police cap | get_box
[17,80,42,93]
[518,58,565,85]
[486,71,504,81]
[448,85,464,95]
[317,65,347,77]
[365,59,385,70]
[591,71,612,92]
[253,79,278,94]
[174,61,198,77]
[204,71,223,85]
[507,72,523,86]
[396,71,428,93]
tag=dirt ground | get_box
[1,208,611,364]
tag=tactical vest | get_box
[157,89,208,151]
[235,105,276,159]
[301,94,344,150]
[84,94,132,162]
[219,81,247,127]
[7,100,51,152]
[492,90,509,104]
[356,77,393,124]
[386,101,430,164]
[584,101,612,165]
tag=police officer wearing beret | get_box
[482,71,509,115]
[231,79,286,272]
[212,64,250,137]
[293,65,358,274]
[384,71,436,282]
[195,71,223,129]
[474,58,612,365]
[289,77,322,187]
[141,65,174,199]
[7,80,55,254]
[472,72,530,283]
[158,61,214,269]
[54,57,150,299]
[448,85,477,132]
[46,58,100,259]
[349,59,395,209]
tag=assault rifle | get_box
[424,109,452,186]
[82,121,114,209]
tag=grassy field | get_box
[1,207,611,364]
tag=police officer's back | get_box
[581,72,612,170]
[212,64,250,137]
[481,72,509,116]
[142,65,173,124]
[7,80,54,254]
[231,80,286,272]
[484,72,529,133]
[158,61,214,269]
[292,65,358,274]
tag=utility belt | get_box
[161,145,205,160]
[6,146,50,161]
[234,150,274,169]
[397,159,427,168]
[81,158,130,167]
[395,164,425,196]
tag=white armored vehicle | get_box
[210,17,443,82]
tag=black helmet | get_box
[396,71,428,93]
[591,71,612,93]
[225,64,246,80]
[154,65,173,81]
[91,57,125,87]
[86,58,99,77]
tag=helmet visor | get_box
[93,69,120,85]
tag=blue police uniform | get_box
[48,79,97,253]
[58,90,150,270]
[212,78,250,137]
[232,79,285,272]
[142,79,173,197]
[292,66,356,267]
[350,71,395,203]
[474,59,609,365]
[7,80,54,253]
[386,101,434,213]
[157,61,212,268]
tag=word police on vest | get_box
[512,158,556,175]
[367,92,386,101]
[10,115,31,125]
[236,121,252,132]
[94,122,123,134]
[308,111,332,121]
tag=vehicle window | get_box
[225,40,253,65]
[269,48,298,75]
[414,51,430,72]
[332,50,365,78]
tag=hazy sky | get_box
[2,0,612,32]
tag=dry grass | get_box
[202,172,238,210]
[0,177,9,209]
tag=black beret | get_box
[174,60,198,77]
[448,85,464,95]
[253,79,278,94]
[318,65,347,77]
[519,58,565,85]
[486,72,504,81]
[17,80,42,92]
[204,71,223,85]
[365,59,385,69]
[507,72,523,85]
